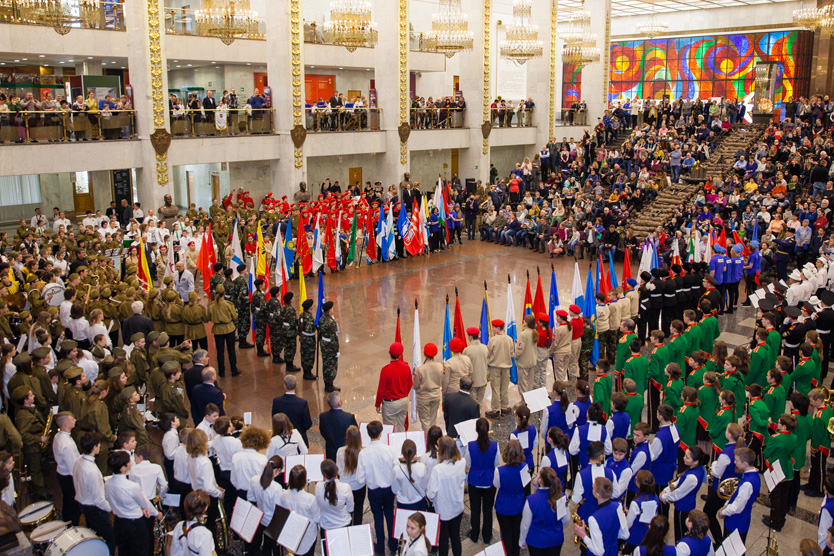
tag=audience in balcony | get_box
[307,91,372,131]
[488,97,534,127]
[410,95,466,129]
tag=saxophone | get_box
[39,411,54,453]
[572,500,586,547]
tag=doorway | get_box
[211,172,220,201]
[349,167,362,190]
[451,149,459,178]
[72,171,95,216]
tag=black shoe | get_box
[483,538,492,545]
[485,410,501,419]
[273,356,285,363]
[218,373,225,378]
[807,490,824,497]
[303,373,317,380]
[324,384,341,392]
[287,365,301,373]
[231,370,241,377]
[257,350,270,357]
[468,533,478,544]
[239,340,254,349]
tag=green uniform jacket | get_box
[699,316,720,353]
[281,304,299,337]
[663,378,684,413]
[252,291,267,324]
[32,365,57,405]
[708,406,734,451]
[208,298,238,335]
[164,303,186,337]
[721,372,745,414]
[648,344,669,389]
[810,406,834,453]
[624,393,643,438]
[154,347,193,368]
[683,325,702,358]
[615,333,637,374]
[747,343,770,387]
[687,365,706,389]
[748,398,770,445]
[623,354,648,395]
[677,403,699,449]
[59,386,84,423]
[156,381,188,424]
[667,335,687,374]
[813,348,822,382]
[15,406,45,453]
[182,303,209,340]
[80,398,115,443]
[0,414,23,454]
[763,431,797,482]
[119,403,150,447]
[593,374,612,418]
[318,314,339,351]
[792,412,812,470]
[7,371,47,413]
[766,329,781,370]
[792,358,817,395]
[764,384,787,424]
[130,350,149,389]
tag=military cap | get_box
[302,299,314,310]
[188,291,198,302]
[12,352,30,366]
[112,347,126,359]
[90,345,106,359]
[107,366,125,378]
[254,278,264,287]
[55,359,73,373]
[12,385,31,403]
[161,361,181,373]
[163,275,174,285]
[223,269,233,277]
[821,291,834,306]
[31,347,50,360]
[101,355,114,365]
[148,289,159,300]
[76,266,88,273]
[101,287,112,297]
[163,289,177,302]
[130,332,145,344]
[158,332,170,346]
[156,354,174,366]
[147,331,160,342]
[322,301,333,312]
[64,366,82,381]
[216,284,225,295]
[119,386,137,401]
[26,274,37,284]
[125,287,136,297]
[784,306,801,318]
[283,292,294,303]
[60,340,78,351]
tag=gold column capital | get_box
[399,0,409,165]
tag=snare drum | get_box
[29,520,69,551]
[19,501,56,533]
[45,527,109,556]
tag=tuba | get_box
[214,497,230,553]
[572,500,586,547]
[39,411,54,453]
[822,386,832,404]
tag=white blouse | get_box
[336,446,362,491]
[212,435,242,472]
[281,489,321,554]
[247,475,284,526]
[187,455,223,498]
[231,449,268,492]
[266,429,308,460]
[391,461,428,505]
[314,479,354,530]
[426,459,466,521]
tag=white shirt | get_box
[59,300,73,328]
[247,475,284,526]
[196,419,217,452]
[336,446,362,491]
[401,536,429,556]
[187,455,223,498]
[314,479,354,530]
[129,460,168,501]
[53,218,70,233]
[572,463,622,504]
[569,423,612,457]
[391,461,428,504]
[105,473,158,519]
[519,490,569,547]
[212,435,242,472]
[76,356,99,384]
[53,430,80,476]
[82,216,99,229]
[1,480,14,507]
[356,440,396,489]
[31,214,47,229]
[820,495,834,548]
[162,430,179,460]
[721,469,757,516]
[426,459,466,520]
[281,489,320,554]
[170,519,215,556]
[711,452,731,480]
[73,454,111,511]
[173,446,190,484]
[676,538,715,556]
[231,449,268,492]
[660,469,702,503]
[266,429,308,460]
[584,502,628,556]
[87,323,112,348]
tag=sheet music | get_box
[639,501,658,523]
[285,454,325,482]
[454,418,478,445]
[722,529,746,556]
[483,541,507,556]
[393,510,440,546]
[514,431,529,450]
[522,388,551,413]
[348,524,374,556]
[162,493,180,507]
[387,432,426,457]
[556,496,567,520]
[555,449,568,468]
[359,422,394,447]
[748,292,761,308]
[230,497,263,543]
[16,334,27,352]
[325,527,350,556]
[670,425,680,443]
[764,468,777,492]
[277,511,310,552]
[520,465,532,487]
[244,412,252,425]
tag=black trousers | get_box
[497,512,522,556]
[469,485,496,543]
[822,335,832,384]
[193,336,209,351]
[214,331,238,376]
[648,384,661,431]
[170,335,185,348]
[770,480,789,529]
[788,474,801,510]
[673,508,688,544]
[57,473,81,526]
[809,449,826,493]
[726,281,740,312]
[438,513,462,556]
[81,504,116,555]
[114,516,149,556]
[715,283,727,313]
[368,486,396,554]
[703,487,724,544]
[529,545,562,556]
[661,305,674,337]
[647,308,661,334]
[247,523,278,556]
[352,486,366,525]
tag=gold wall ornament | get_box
[398,0,408,165]
[290,0,304,168]
[481,120,492,140]
[147,0,167,186]
[603,11,610,104]
[398,122,411,143]
[483,0,490,155]
[549,0,557,137]
[290,124,307,149]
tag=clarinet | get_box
[396,533,407,556]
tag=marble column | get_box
[267,0,307,198]
[125,0,173,211]
[526,0,556,149]
[580,0,611,124]
[458,0,489,185]
[374,0,409,189]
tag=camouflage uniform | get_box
[209,272,225,301]
[318,313,339,390]
[252,289,268,353]
[266,296,283,363]
[299,308,317,375]
[280,302,299,370]
[579,325,595,382]
[232,275,250,343]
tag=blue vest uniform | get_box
[652,425,680,485]
[609,411,631,440]
[724,470,761,534]
[577,465,616,521]
[576,423,608,469]
[467,440,498,488]
[713,443,740,492]
[638,546,676,556]
[572,399,591,432]
[525,489,565,549]
[679,535,713,556]
[546,401,570,435]
[626,494,660,546]
[512,426,537,470]
[495,464,526,516]
[544,448,568,487]
[672,466,706,512]
[605,458,630,503]
[591,500,622,556]
[629,442,651,492]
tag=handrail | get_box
[409,107,465,129]
[486,106,535,128]
[0,0,125,31]
[305,106,381,132]
[0,109,135,143]
[163,7,266,40]
[171,107,274,138]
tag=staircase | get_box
[626,124,767,241]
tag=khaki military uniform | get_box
[443,353,473,399]
[413,361,443,430]
[16,406,47,497]
[0,414,22,454]
[79,398,115,472]
[118,403,149,448]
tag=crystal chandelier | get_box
[499,0,543,65]
[195,0,259,45]
[635,10,668,39]
[561,8,599,68]
[818,5,834,34]
[17,0,101,35]
[793,0,826,29]
[323,0,378,52]
[426,0,474,58]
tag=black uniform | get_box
[782,320,806,367]
[638,284,651,343]
[661,275,676,336]
[674,273,687,321]
[815,306,834,383]
[648,277,663,334]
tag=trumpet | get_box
[572,500,586,547]
[39,411,54,453]
[828,416,834,442]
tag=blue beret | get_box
[750,240,760,248]
[714,245,726,254]
[626,278,637,287]
[732,243,743,253]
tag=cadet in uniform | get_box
[281,292,300,373]
[318,300,340,392]
[232,265,253,349]
[251,279,269,357]
[772,228,796,282]
[207,284,239,378]
[14,385,49,499]
[299,299,317,380]
[266,287,283,364]
[182,291,209,352]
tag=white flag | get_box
[163,240,176,279]
[271,224,286,289]
[419,197,429,251]
[312,213,324,273]
[411,306,421,423]
[335,210,343,264]
[639,242,653,275]
[571,262,583,305]
[230,219,244,279]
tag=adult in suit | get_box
[319,391,358,461]
[183,349,210,401]
[105,201,118,219]
[270,375,312,445]
[121,300,154,345]
[190,367,226,426]
[444,377,481,438]
[202,91,217,123]
[118,199,132,227]
[175,261,195,302]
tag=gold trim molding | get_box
[147,0,168,186]
[399,0,408,165]
[482,0,490,155]
[549,0,557,139]
[291,0,304,169]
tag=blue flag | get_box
[651,242,660,270]
[752,218,759,243]
[548,269,559,329]
[583,267,600,367]
[315,270,324,325]
[506,282,518,384]
[480,298,490,345]
[442,302,452,361]
[608,251,619,290]
[284,221,295,273]
[397,205,409,239]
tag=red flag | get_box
[297,215,312,276]
[411,200,424,255]
[523,278,533,316]
[197,232,213,295]
[599,255,612,297]
[453,295,467,346]
[717,227,727,249]
[533,273,546,317]
[326,216,339,272]
[622,247,633,291]
[365,211,377,262]
[395,311,402,344]
[731,230,749,256]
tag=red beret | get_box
[424,343,438,357]
[466,327,480,336]
[389,342,404,358]
[537,312,549,323]
[491,319,505,327]
[556,309,569,319]
[449,338,465,353]
[247,233,254,238]
[569,304,581,314]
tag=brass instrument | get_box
[822,386,832,404]
[828,416,834,442]
[215,496,230,552]
[667,471,682,492]
[39,411,54,453]
[717,478,738,500]
[572,500,586,547]
[707,467,715,490]
[767,537,778,556]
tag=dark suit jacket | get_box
[271,394,312,446]
[319,408,358,461]
[444,391,480,438]
[184,364,206,401]
[121,314,154,345]
[190,382,225,425]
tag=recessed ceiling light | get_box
[187,64,192,67]
[176,65,181,68]
[366,68,371,71]
[21,58,27,61]
[87,56,93,59]
[339,67,343,69]
[43,64,49,67]
[0,63,5,66]
[39,55,45,58]
[246,63,251,65]
[173,60,179,63]
[13,60,19,63]
[310,65,315,68]
[111,61,116,64]
[120,66,125,69]
[68,59,74,63]
[211,61,216,64]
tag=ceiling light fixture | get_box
[195,0,259,45]
[426,0,473,58]
[561,6,599,69]
[635,7,668,38]
[499,0,543,65]
[323,0,378,52]
[17,0,101,35]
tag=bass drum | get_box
[29,520,69,552]
[45,527,109,556]
[41,283,65,307]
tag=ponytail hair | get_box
[321,459,339,506]
[635,469,657,496]
[552,380,569,411]
[515,406,531,432]
[538,467,563,512]
[259,456,283,490]
[400,440,417,482]
[475,418,490,454]
[406,512,432,553]
[726,422,745,449]
[548,427,569,452]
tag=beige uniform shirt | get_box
[626,290,640,317]
[463,341,489,388]
[443,354,473,398]
[515,328,538,368]
[549,323,572,355]
[487,334,514,369]
[596,304,610,333]
[617,297,631,322]
[413,361,443,401]
[607,299,620,332]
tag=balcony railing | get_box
[556,108,589,126]
[171,108,274,138]
[487,107,535,128]
[0,0,125,31]
[305,107,381,132]
[410,107,466,130]
[163,7,265,39]
[0,109,135,143]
